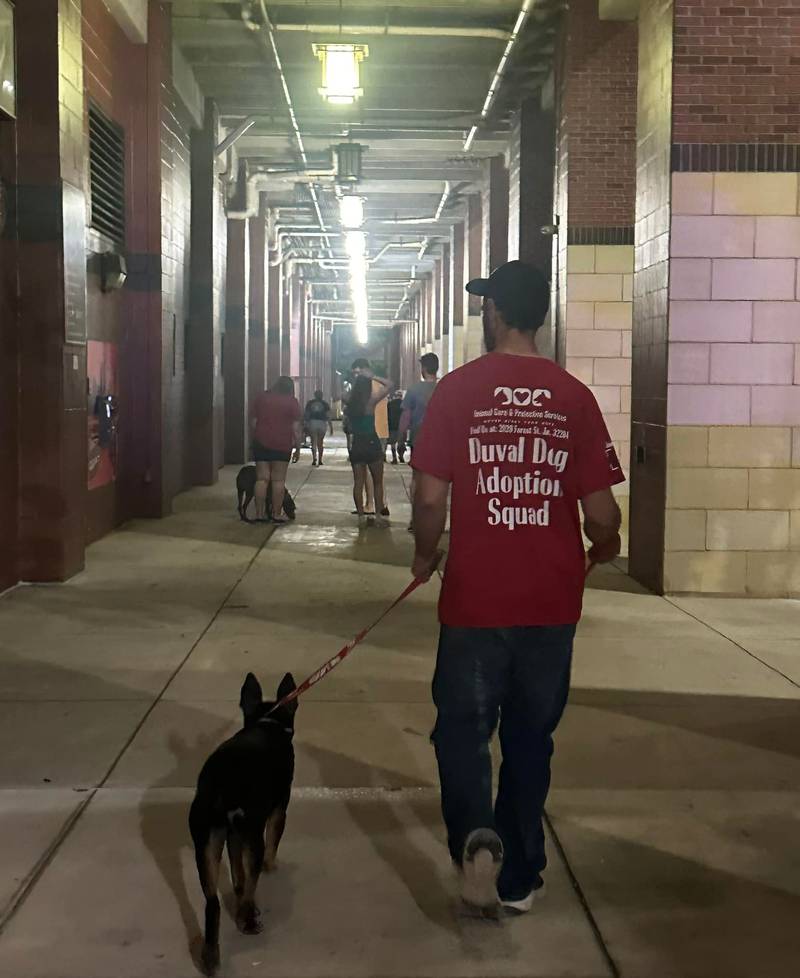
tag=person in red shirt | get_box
[250,376,302,524]
[411,261,623,917]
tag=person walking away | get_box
[347,373,392,527]
[387,392,404,464]
[251,375,302,525]
[410,261,623,916]
[400,352,439,530]
[304,389,333,466]
[352,358,392,517]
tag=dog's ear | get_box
[240,672,263,719]
[276,672,298,714]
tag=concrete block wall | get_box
[565,243,634,547]
[664,170,800,596]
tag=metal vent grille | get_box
[88,104,126,246]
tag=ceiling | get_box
[172,0,561,326]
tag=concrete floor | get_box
[0,434,798,977]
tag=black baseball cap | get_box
[466,260,550,331]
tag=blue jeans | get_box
[431,624,575,902]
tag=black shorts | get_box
[253,441,291,463]
[349,433,383,466]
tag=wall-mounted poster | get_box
[0,0,15,119]
[87,341,119,490]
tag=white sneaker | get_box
[501,884,546,916]
[460,829,503,916]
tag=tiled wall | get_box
[664,170,800,596]
[565,244,634,547]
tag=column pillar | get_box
[439,242,451,373]
[482,155,509,276]
[288,273,301,380]
[280,265,290,376]
[224,219,249,464]
[267,252,281,385]
[15,0,87,580]
[630,0,800,598]
[508,97,555,275]
[433,257,443,363]
[464,194,484,362]
[189,100,225,485]
[248,197,268,406]
[449,222,466,370]
[555,0,638,551]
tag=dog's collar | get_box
[257,716,293,735]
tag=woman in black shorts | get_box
[346,373,392,527]
[250,376,302,523]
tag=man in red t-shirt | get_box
[411,261,623,917]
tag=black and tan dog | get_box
[236,465,296,523]
[189,673,298,976]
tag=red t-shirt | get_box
[411,354,625,627]
[252,392,301,453]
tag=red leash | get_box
[271,552,444,713]
[272,552,591,714]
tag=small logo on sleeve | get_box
[606,441,621,472]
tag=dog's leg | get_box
[263,807,287,873]
[237,488,246,521]
[243,490,254,522]
[193,826,225,977]
[236,830,265,935]
[227,827,245,902]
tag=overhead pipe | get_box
[244,1,330,245]
[464,0,534,152]
[216,116,259,157]
[381,182,452,227]
[274,23,510,41]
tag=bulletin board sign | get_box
[0,0,15,119]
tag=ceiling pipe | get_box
[464,0,534,152]
[369,241,425,264]
[274,23,511,41]
[216,116,259,157]
[381,181,452,226]
[245,1,330,245]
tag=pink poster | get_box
[87,340,119,490]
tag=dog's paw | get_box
[263,857,277,873]
[236,907,262,936]
[200,942,220,976]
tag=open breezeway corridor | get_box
[0,437,799,978]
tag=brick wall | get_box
[83,0,146,538]
[15,0,89,582]
[672,0,800,143]
[159,17,194,506]
[557,0,638,228]
[83,0,196,521]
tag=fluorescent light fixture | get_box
[345,230,367,259]
[313,43,369,106]
[339,195,364,229]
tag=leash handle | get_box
[270,560,441,714]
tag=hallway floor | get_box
[0,436,798,977]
